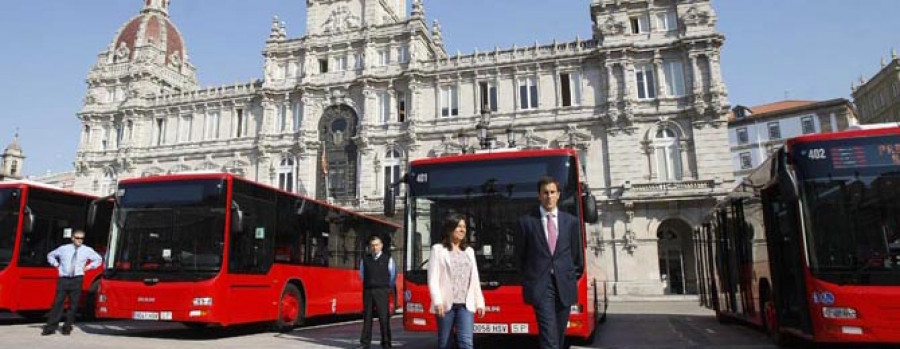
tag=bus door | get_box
[762,185,812,335]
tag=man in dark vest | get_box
[358,235,395,349]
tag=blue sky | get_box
[1,0,899,176]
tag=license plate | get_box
[132,311,160,320]
[511,323,529,334]
[474,323,509,334]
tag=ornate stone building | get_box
[852,49,900,124]
[0,134,25,181]
[73,0,733,295]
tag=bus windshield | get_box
[107,179,226,281]
[0,188,21,269]
[792,135,900,285]
[405,155,580,284]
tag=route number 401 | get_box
[808,148,827,160]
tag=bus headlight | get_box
[822,307,857,319]
[192,297,214,306]
[405,302,424,313]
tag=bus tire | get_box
[81,279,101,321]
[274,284,304,333]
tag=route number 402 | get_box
[808,148,827,160]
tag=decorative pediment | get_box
[322,6,361,34]
[555,125,592,149]
[522,129,549,150]
[428,135,464,157]
[682,6,713,26]
[599,17,626,36]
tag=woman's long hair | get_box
[440,213,469,251]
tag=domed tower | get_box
[82,0,197,108]
[0,133,25,180]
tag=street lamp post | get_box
[476,107,494,150]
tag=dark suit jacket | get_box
[515,207,584,307]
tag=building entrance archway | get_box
[317,105,359,202]
[657,218,697,295]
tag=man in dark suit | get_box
[516,176,584,349]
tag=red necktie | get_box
[547,213,557,255]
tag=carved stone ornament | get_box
[322,6,361,34]
[600,17,626,36]
[169,51,182,68]
[114,42,131,62]
[682,6,711,26]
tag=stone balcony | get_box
[616,179,723,201]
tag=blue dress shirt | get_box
[47,243,103,277]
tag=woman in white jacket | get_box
[428,213,485,349]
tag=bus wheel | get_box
[275,284,303,332]
[762,299,788,346]
[81,280,101,321]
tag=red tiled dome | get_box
[112,8,185,66]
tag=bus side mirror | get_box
[231,200,244,233]
[383,187,396,218]
[581,184,599,224]
[23,206,34,233]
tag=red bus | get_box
[95,172,401,330]
[388,148,607,342]
[698,126,900,345]
[0,181,111,319]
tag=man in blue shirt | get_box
[42,230,103,336]
[358,235,396,349]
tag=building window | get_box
[126,120,134,141]
[440,85,459,117]
[635,64,657,100]
[768,122,781,140]
[801,116,815,134]
[559,72,582,107]
[100,126,110,150]
[354,53,363,69]
[293,101,303,132]
[178,115,193,143]
[655,11,677,32]
[100,170,116,195]
[336,55,349,71]
[277,156,296,193]
[204,111,220,140]
[519,77,538,110]
[379,49,391,66]
[630,14,649,34]
[81,126,90,146]
[279,104,289,132]
[319,59,328,73]
[154,118,166,146]
[397,93,408,123]
[378,92,391,124]
[653,127,682,181]
[116,123,124,147]
[397,46,409,64]
[736,127,749,145]
[663,61,685,97]
[10,160,17,177]
[740,152,753,170]
[384,148,402,197]
[479,81,498,112]
[234,108,245,138]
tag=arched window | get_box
[10,160,18,177]
[383,148,402,196]
[278,156,297,193]
[653,127,682,181]
[99,170,117,195]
